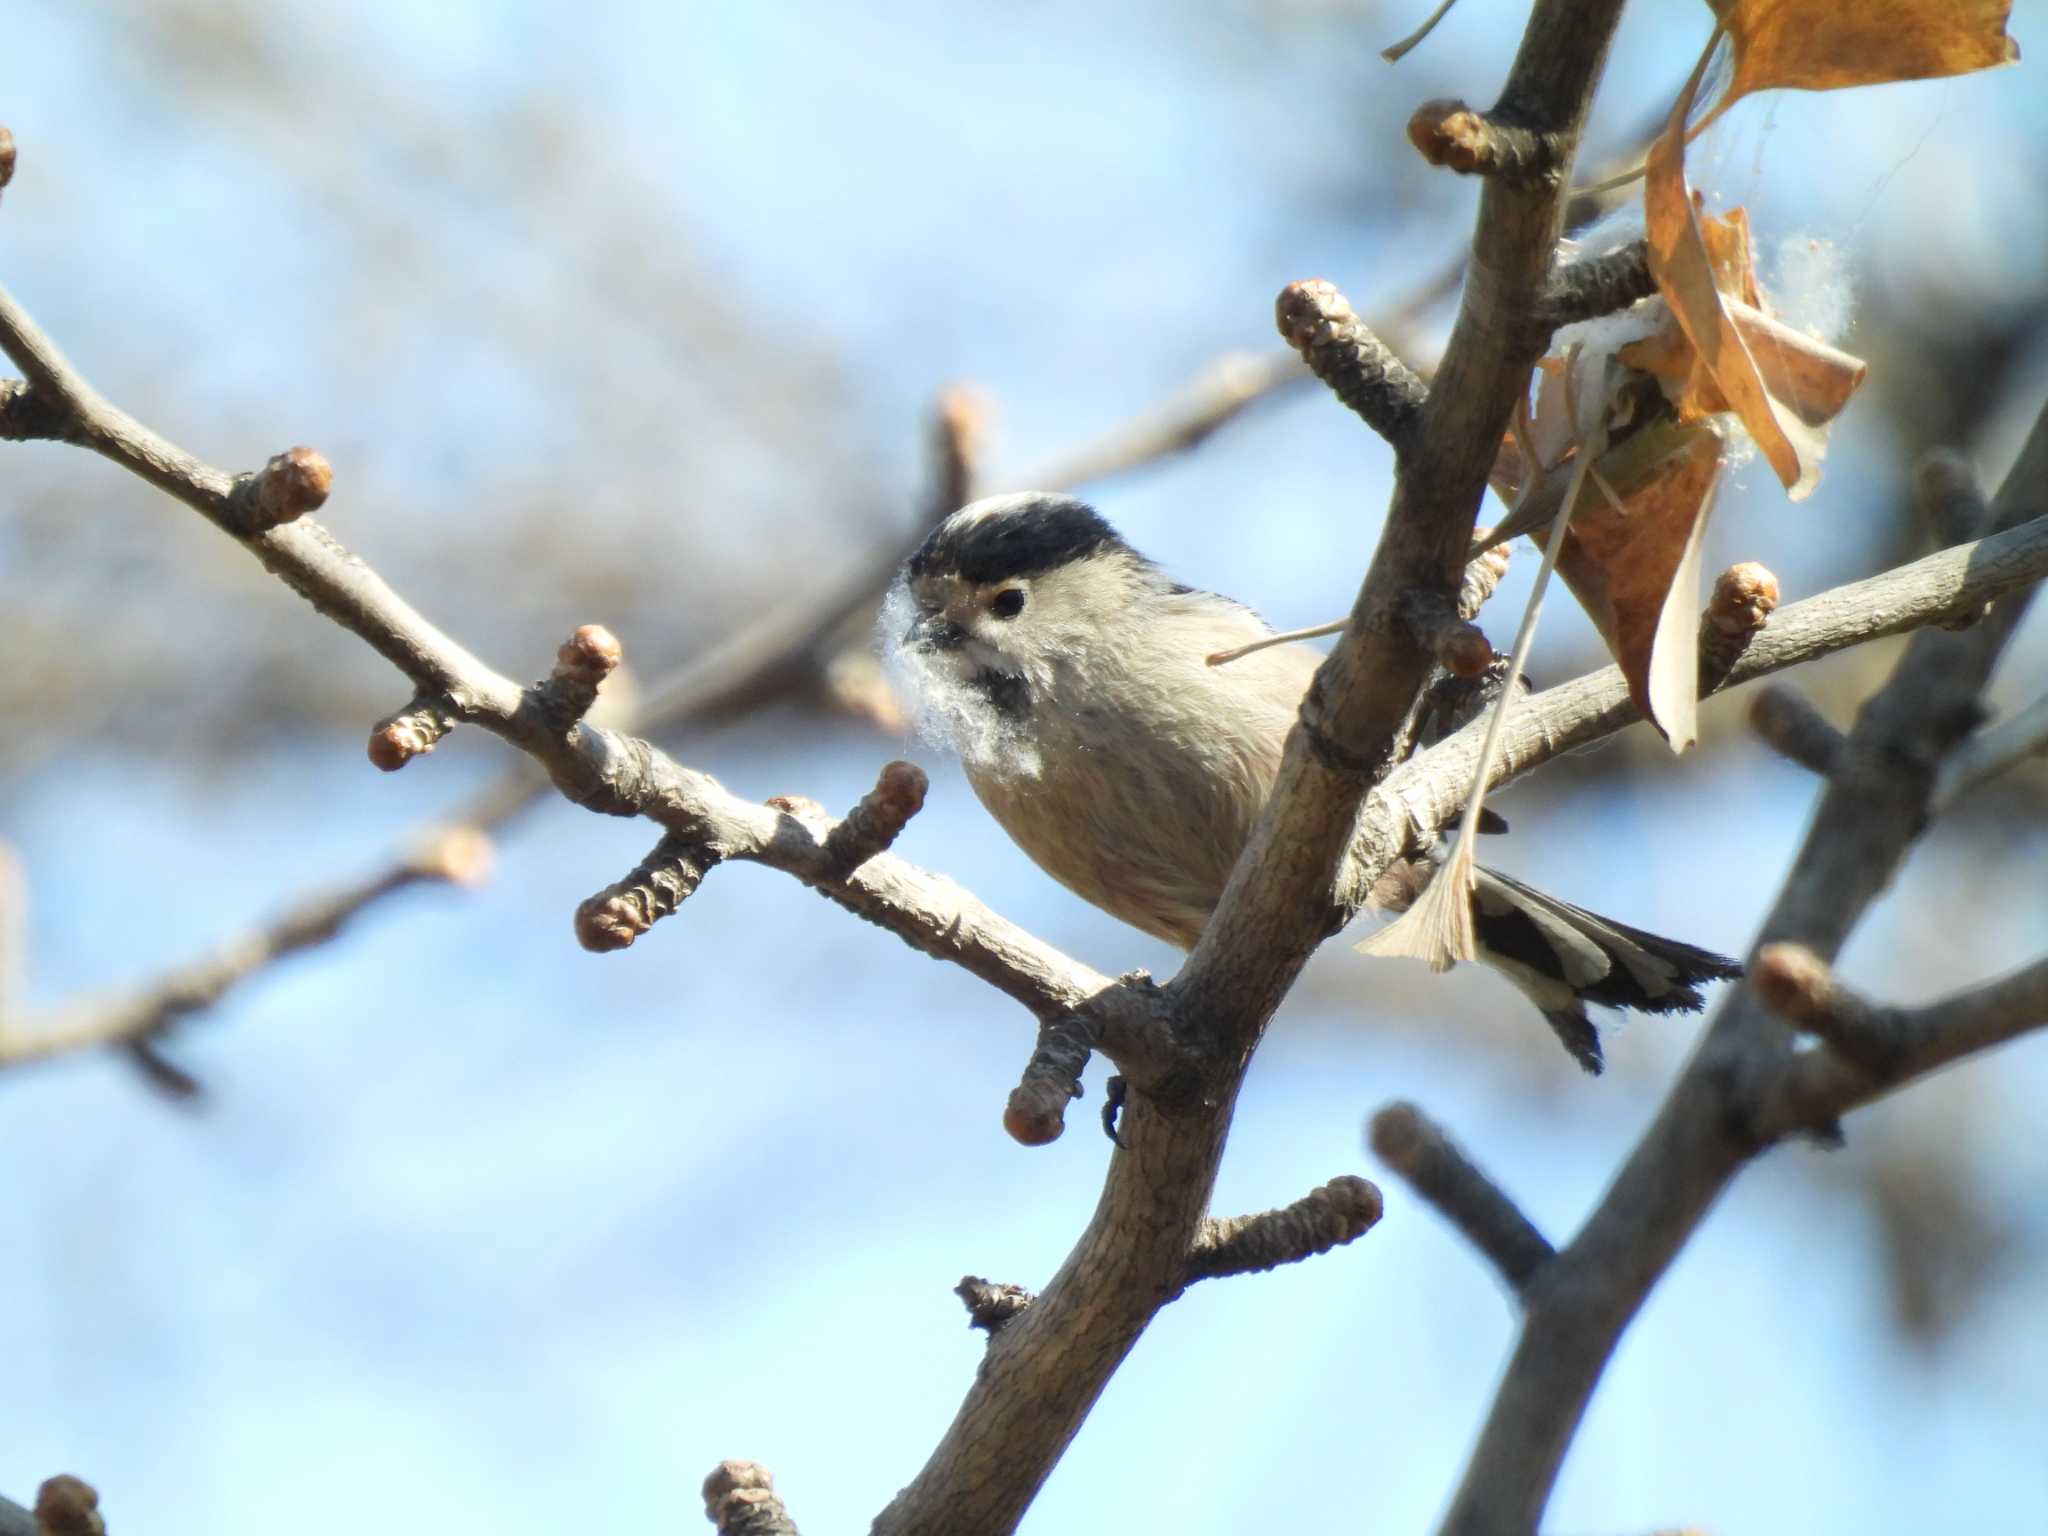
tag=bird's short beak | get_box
[906,613,967,652]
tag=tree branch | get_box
[1182,1175,1384,1285]
[1755,945,2048,1133]
[1369,1102,1554,1299]
[0,828,491,1080]
[880,8,1634,1528]
[1934,690,2048,809]
[0,277,1193,1097]
[1435,398,2048,1536]
[1365,507,2048,858]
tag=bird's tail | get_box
[1468,866,1743,1075]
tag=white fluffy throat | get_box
[877,584,1044,779]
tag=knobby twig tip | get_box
[956,1275,1035,1334]
[34,1476,103,1536]
[575,833,712,953]
[247,445,333,531]
[367,698,457,771]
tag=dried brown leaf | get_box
[1646,42,1826,498]
[1708,0,2017,107]
[1618,294,1867,429]
[1554,420,1727,749]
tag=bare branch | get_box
[1757,946,2048,1134]
[368,695,459,771]
[1006,1010,1101,1147]
[1437,399,2048,1536]
[1915,446,1989,548]
[573,833,713,955]
[1275,278,1428,454]
[534,622,625,727]
[1935,690,2048,809]
[702,1463,799,1536]
[1534,241,1657,333]
[1747,684,1844,777]
[930,381,991,515]
[1369,507,2048,858]
[1370,1101,1554,1299]
[820,760,929,878]
[1014,351,1305,491]
[0,277,1157,1074]
[1183,1175,1383,1286]
[0,829,492,1076]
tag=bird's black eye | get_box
[989,587,1027,620]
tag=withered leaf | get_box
[1646,47,1828,498]
[1707,0,2017,108]
[1554,420,1727,749]
[1618,293,1867,429]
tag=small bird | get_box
[885,492,1739,1073]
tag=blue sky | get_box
[3,3,2046,1532]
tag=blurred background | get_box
[3,2,2046,1531]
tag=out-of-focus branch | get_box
[0,843,23,1017]
[1915,447,1989,549]
[1747,684,1845,777]
[0,828,492,1081]
[1010,351,1307,491]
[1935,691,2048,810]
[1756,945,2048,1132]
[0,279,1186,1102]
[30,1478,101,1536]
[702,1463,800,1536]
[1437,403,2048,1536]
[1369,1102,1554,1299]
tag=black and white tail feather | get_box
[1469,867,1743,1074]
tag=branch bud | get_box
[368,698,457,771]
[575,833,711,952]
[1275,279,1427,452]
[249,446,333,530]
[35,1476,104,1536]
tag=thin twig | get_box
[1934,692,2048,810]
[1381,0,1459,62]
[1757,946,2048,1133]
[1183,1176,1384,1285]
[0,830,491,1075]
[1746,685,1844,778]
[1369,1102,1555,1299]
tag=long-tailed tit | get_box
[885,492,1738,1072]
